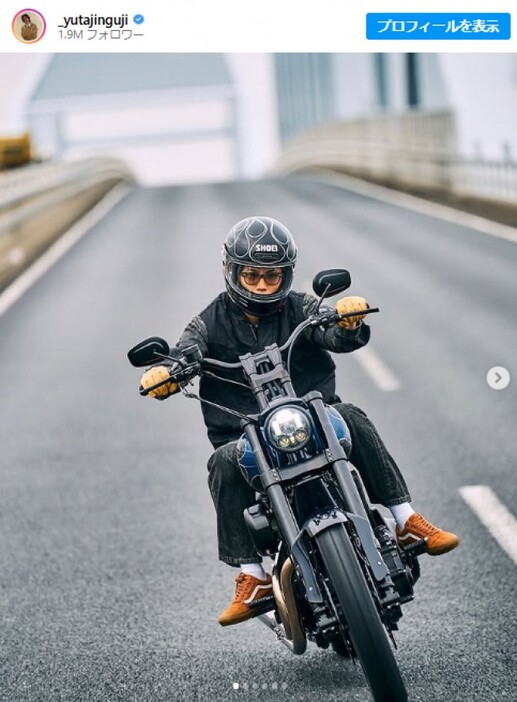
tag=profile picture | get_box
[12,9,46,43]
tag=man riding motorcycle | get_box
[139,216,460,627]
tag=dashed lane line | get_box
[353,347,401,392]
[459,485,517,566]
[300,281,401,393]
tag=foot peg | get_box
[247,595,276,617]
[400,539,427,557]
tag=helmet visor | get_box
[226,262,294,311]
[240,269,284,287]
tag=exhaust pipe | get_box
[271,557,307,655]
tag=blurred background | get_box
[1,53,517,186]
[1,52,516,292]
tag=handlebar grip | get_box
[316,306,380,328]
[336,306,379,320]
[139,358,203,395]
[139,374,177,396]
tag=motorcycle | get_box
[128,269,424,702]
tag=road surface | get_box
[1,176,516,701]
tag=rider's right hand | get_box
[335,296,369,329]
[140,366,179,400]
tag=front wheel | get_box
[315,524,408,702]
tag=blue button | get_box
[366,13,511,40]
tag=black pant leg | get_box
[207,441,261,566]
[333,402,411,506]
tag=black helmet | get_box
[222,216,297,316]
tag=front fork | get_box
[243,399,391,604]
[307,395,391,583]
[243,420,324,603]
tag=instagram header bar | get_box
[0,1,514,52]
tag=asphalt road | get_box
[1,176,516,702]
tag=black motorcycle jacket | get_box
[175,291,370,449]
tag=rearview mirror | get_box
[127,336,170,367]
[312,269,351,298]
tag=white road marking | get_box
[354,347,401,392]
[297,284,400,392]
[459,485,517,565]
[312,170,517,245]
[0,184,130,317]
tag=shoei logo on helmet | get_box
[255,244,278,252]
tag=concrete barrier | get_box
[273,111,517,208]
[0,158,133,292]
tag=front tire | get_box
[315,524,408,702]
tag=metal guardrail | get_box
[273,111,517,206]
[449,157,517,204]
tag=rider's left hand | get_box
[335,296,369,329]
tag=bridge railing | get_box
[273,110,517,205]
[0,157,133,292]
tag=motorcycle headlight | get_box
[266,407,312,453]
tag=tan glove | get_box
[335,296,369,329]
[140,366,179,399]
